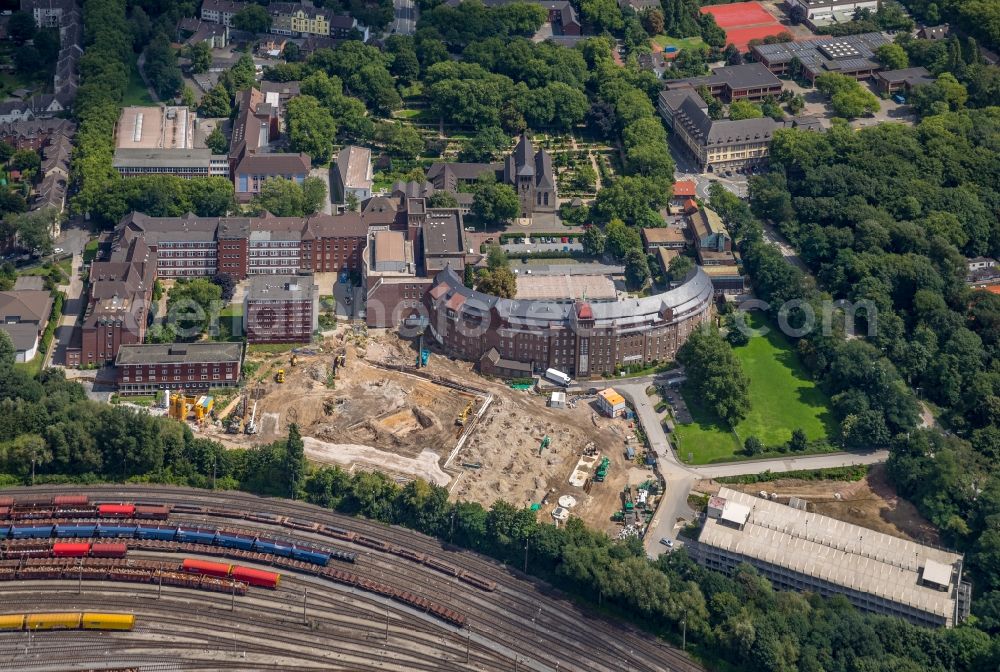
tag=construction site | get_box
[196,327,655,536]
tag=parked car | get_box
[659,537,674,548]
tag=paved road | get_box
[615,373,889,558]
[693,450,889,479]
[312,167,333,215]
[47,224,90,368]
[390,0,417,35]
[761,219,810,273]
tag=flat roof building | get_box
[514,274,617,303]
[875,67,934,94]
[596,388,626,417]
[115,106,196,150]
[243,273,319,344]
[688,488,972,628]
[750,32,890,83]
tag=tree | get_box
[604,218,642,260]
[376,122,424,160]
[427,192,458,208]
[232,4,272,34]
[0,330,15,368]
[581,0,623,32]
[728,100,764,120]
[788,428,808,452]
[166,277,223,337]
[205,126,228,154]
[198,85,231,118]
[624,249,650,289]
[211,273,237,302]
[10,209,55,254]
[666,254,694,282]
[459,127,511,163]
[471,177,519,226]
[476,265,517,298]
[186,42,212,74]
[0,141,13,165]
[10,150,40,173]
[144,32,184,100]
[302,177,327,215]
[582,226,606,256]
[8,12,35,44]
[643,9,665,36]
[830,87,880,118]
[876,43,909,70]
[250,177,325,217]
[285,424,305,499]
[743,436,764,456]
[282,42,301,63]
[677,327,751,426]
[786,94,805,115]
[285,95,338,164]
[229,55,258,94]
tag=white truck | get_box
[544,368,571,387]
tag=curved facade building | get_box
[425,267,714,379]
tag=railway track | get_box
[0,485,704,672]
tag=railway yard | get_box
[213,330,641,533]
[0,484,702,671]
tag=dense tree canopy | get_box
[677,327,751,425]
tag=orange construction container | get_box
[181,558,232,578]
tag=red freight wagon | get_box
[0,497,13,507]
[182,558,233,578]
[98,504,135,518]
[90,543,127,559]
[135,505,170,520]
[231,566,280,589]
[53,542,91,557]
[53,495,88,506]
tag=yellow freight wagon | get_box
[26,613,82,630]
[82,613,135,631]
[0,614,25,630]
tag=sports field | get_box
[699,1,786,51]
[672,313,836,464]
[651,35,706,52]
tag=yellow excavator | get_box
[275,369,285,384]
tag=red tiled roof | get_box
[576,302,593,320]
[446,293,466,311]
[673,181,696,198]
[684,198,699,212]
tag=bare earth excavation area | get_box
[210,329,642,533]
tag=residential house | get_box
[233,153,311,202]
[967,257,1000,285]
[671,180,696,209]
[268,1,361,39]
[0,290,53,362]
[537,1,580,36]
[200,0,248,27]
[178,18,229,48]
[332,145,373,206]
[917,24,950,41]
[0,119,75,151]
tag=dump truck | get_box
[275,369,285,383]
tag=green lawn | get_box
[672,314,837,464]
[83,240,99,264]
[123,55,155,106]
[651,34,706,52]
